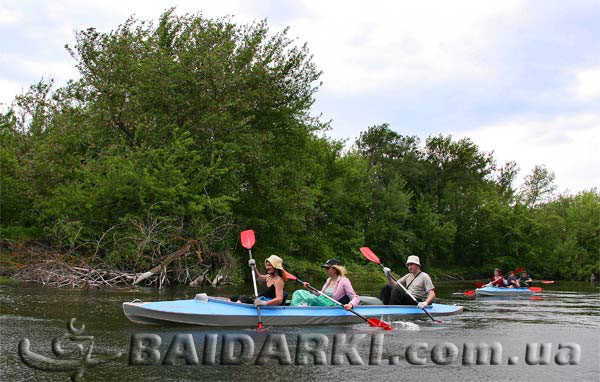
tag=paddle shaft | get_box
[380,264,439,322]
[248,249,259,297]
[293,278,371,322]
[246,247,263,327]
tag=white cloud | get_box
[1,51,79,95]
[40,0,254,32]
[6,53,77,78]
[0,79,25,108]
[453,113,600,193]
[288,0,524,94]
[0,1,529,96]
[0,4,21,25]
[0,1,254,102]
[571,66,600,101]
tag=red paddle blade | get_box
[513,266,525,274]
[257,322,264,330]
[240,230,256,249]
[464,290,475,296]
[367,318,393,330]
[359,247,381,264]
[474,282,485,288]
[283,271,297,281]
[528,287,542,293]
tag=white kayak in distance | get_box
[474,286,538,296]
[123,295,463,327]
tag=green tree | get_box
[355,124,418,267]
[1,9,332,268]
[533,190,599,279]
[518,164,556,207]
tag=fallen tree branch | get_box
[133,240,194,286]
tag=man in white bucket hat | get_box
[379,255,436,308]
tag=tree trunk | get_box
[133,241,193,286]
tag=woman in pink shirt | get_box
[290,258,360,310]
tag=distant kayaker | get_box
[231,255,287,306]
[516,270,532,288]
[380,255,435,308]
[290,258,360,310]
[487,268,505,287]
[505,271,519,288]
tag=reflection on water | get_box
[1,281,598,381]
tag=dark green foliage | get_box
[1,10,597,281]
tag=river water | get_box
[1,281,598,381]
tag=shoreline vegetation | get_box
[1,10,598,289]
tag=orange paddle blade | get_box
[240,230,256,249]
[367,318,393,330]
[284,271,298,281]
[359,247,381,264]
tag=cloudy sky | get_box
[1,1,599,193]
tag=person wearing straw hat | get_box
[290,258,360,310]
[231,255,287,306]
[379,255,435,307]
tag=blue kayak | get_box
[475,286,534,296]
[123,295,463,326]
